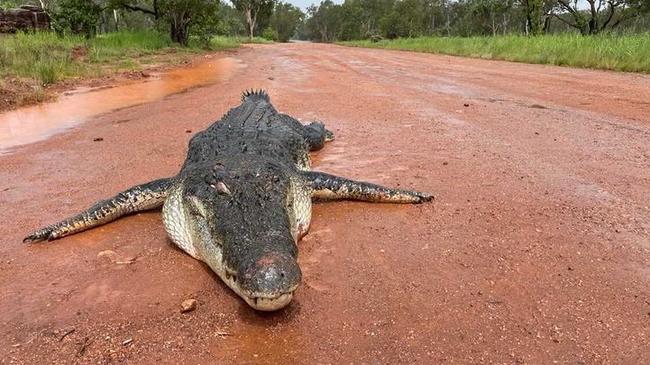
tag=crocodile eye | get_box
[210,181,231,195]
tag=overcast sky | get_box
[286,0,329,10]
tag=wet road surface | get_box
[1,43,649,364]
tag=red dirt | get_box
[1,43,649,364]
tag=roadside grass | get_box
[339,34,650,73]
[241,36,274,44]
[0,31,245,86]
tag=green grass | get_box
[0,31,244,85]
[209,36,245,50]
[89,30,177,62]
[241,36,274,44]
[340,34,650,73]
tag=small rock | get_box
[97,250,118,262]
[122,338,133,346]
[140,71,151,78]
[463,103,470,107]
[180,299,197,313]
[268,76,275,80]
[93,137,104,142]
[185,129,192,133]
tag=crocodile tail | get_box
[241,89,270,103]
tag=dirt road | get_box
[1,43,649,364]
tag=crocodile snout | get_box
[239,252,301,301]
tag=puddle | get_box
[0,56,242,154]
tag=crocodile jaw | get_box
[202,247,297,311]
[244,293,294,311]
[162,185,297,311]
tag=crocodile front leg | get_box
[24,178,175,242]
[302,171,433,203]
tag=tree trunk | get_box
[170,14,189,46]
[543,15,551,33]
[153,0,159,20]
[113,9,119,32]
[245,8,257,39]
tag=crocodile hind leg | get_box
[24,178,174,243]
[303,122,335,151]
[302,171,433,203]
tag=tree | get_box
[269,2,303,41]
[160,0,216,45]
[232,0,274,39]
[555,0,648,34]
[519,0,553,35]
[379,0,427,38]
[111,0,218,45]
[214,2,246,36]
[111,0,160,19]
[53,0,102,38]
[305,0,343,42]
[459,0,516,36]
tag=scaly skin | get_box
[23,178,173,242]
[24,90,433,311]
[303,171,431,203]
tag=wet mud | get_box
[0,57,241,154]
[0,44,649,364]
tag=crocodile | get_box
[24,90,433,311]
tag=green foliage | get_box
[302,0,650,42]
[213,3,247,37]
[208,35,242,49]
[555,0,649,35]
[269,2,303,42]
[305,0,343,42]
[379,0,428,39]
[89,30,174,61]
[341,33,650,72]
[232,0,275,38]
[159,0,219,45]
[0,32,86,84]
[52,0,103,38]
[261,26,278,41]
[0,0,22,9]
[112,0,220,46]
[0,30,242,85]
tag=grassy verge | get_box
[339,34,650,73]
[0,31,248,110]
[0,31,248,85]
[208,35,272,50]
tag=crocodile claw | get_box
[415,192,434,204]
[23,228,56,243]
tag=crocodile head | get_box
[162,162,302,311]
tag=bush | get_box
[262,27,279,41]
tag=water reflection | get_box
[0,57,241,154]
